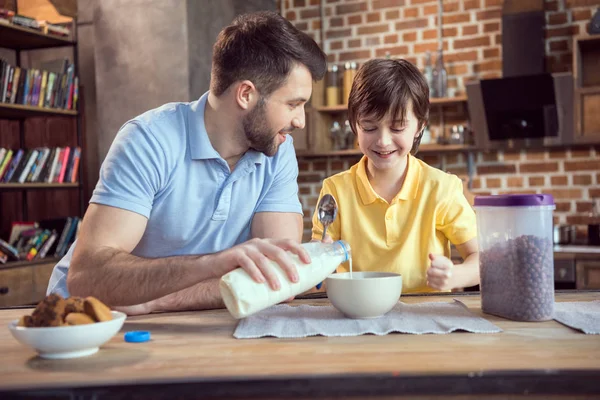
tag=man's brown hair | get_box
[211,11,327,98]
[348,59,430,154]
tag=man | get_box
[47,11,327,315]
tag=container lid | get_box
[124,330,151,343]
[474,194,554,207]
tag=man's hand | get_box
[426,253,456,291]
[214,238,311,291]
[113,302,154,316]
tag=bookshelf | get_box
[0,22,75,50]
[0,102,77,118]
[0,8,84,277]
[0,182,79,189]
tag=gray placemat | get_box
[554,300,600,335]
[233,300,502,339]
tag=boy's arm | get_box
[453,238,480,288]
[427,238,479,291]
[428,176,479,291]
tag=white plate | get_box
[8,310,126,359]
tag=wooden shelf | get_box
[430,95,468,105]
[0,103,77,119]
[313,96,468,113]
[575,86,600,94]
[0,183,79,189]
[0,22,75,50]
[313,104,349,112]
[296,148,361,157]
[0,257,60,271]
[573,34,600,43]
[296,144,475,158]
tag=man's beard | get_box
[242,97,288,157]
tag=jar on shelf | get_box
[326,65,340,107]
[343,62,357,104]
[432,49,447,98]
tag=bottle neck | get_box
[334,240,351,263]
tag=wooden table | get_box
[1,291,599,399]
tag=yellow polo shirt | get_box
[312,155,476,293]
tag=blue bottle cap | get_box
[124,330,151,343]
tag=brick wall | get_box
[279,0,600,241]
[283,0,596,86]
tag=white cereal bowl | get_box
[326,272,402,319]
[8,311,126,359]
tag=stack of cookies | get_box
[18,294,113,327]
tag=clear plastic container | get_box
[220,240,351,319]
[474,194,555,321]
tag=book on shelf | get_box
[38,20,72,37]
[2,216,81,264]
[0,146,81,184]
[0,238,20,262]
[8,221,37,245]
[0,10,73,39]
[11,14,41,31]
[0,58,78,111]
[0,9,15,25]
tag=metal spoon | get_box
[317,194,338,241]
[315,194,339,290]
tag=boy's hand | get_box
[426,253,455,291]
[311,234,334,244]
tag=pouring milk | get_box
[220,240,351,319]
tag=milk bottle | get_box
[220,240,351,319]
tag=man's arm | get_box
[68,204,309,308]
[114,279,223,316]
[117,212,304,315]
[251,211,303,241]
[67,204,222,306]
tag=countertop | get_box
[1,291,599,399]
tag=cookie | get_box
[84,297,113,322]
[30,293,68,327]
[17,315,34,327]
[65,312,95,325]
[64,296,86,316]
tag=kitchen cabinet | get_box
[576,260,600,290]
[573,35,600,143]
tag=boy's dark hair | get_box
[348,59,430,154]
[211,11,327,98]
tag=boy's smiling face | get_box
[356,100,421,171]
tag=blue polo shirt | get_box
[47,92,303,297]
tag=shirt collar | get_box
[355,154,421,205]
[188,92,265,165]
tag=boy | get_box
[312,59,479,293]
